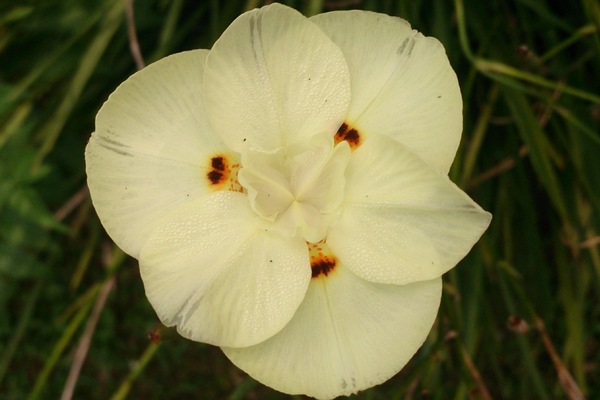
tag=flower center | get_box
[238,133,351,243]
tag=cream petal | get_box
[311,11,462,173]
[204,3,350,153]
[86,50,229,258]
[139,191,311,348]
[223,266,441,399]
[327,134,491,285]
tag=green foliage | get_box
[1,0,598,398]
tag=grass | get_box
[1,0,599,398]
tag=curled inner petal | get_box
[238,133,350,242]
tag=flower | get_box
[85,3,491,399]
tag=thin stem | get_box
[53,185,89,222]
[454,0,600,104]
[27,287,98,400]
[460,84,499,186]
[540,24,597,62]
[109,342,161,400]
[475,59,600,104]
[125,0,145,70]
[534,318,585,400]
[60,277,115,400]
[0,281,42,388]
[304,0,324,17]
[455,0,475,62]
[459,343,493,400]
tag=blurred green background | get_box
[1,0,599,398]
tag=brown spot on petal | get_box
[211,156,226,171]
[334,122,362,150]
[206,153,243,192]
[207,169,223,185]
[308,240,338,279]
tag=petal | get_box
[204,3,350,153]
[223,265,441,399]
[311,11,462,173]
[139,191,311,348]
[327,134,491,285]
[86,50,231,258]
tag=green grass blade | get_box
[32,0,125,170]
[501,87,569,221]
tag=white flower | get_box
[85,3,491,399]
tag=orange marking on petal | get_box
[307,240,338,279]
[334,122,362,150]
[205,153,243,192]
